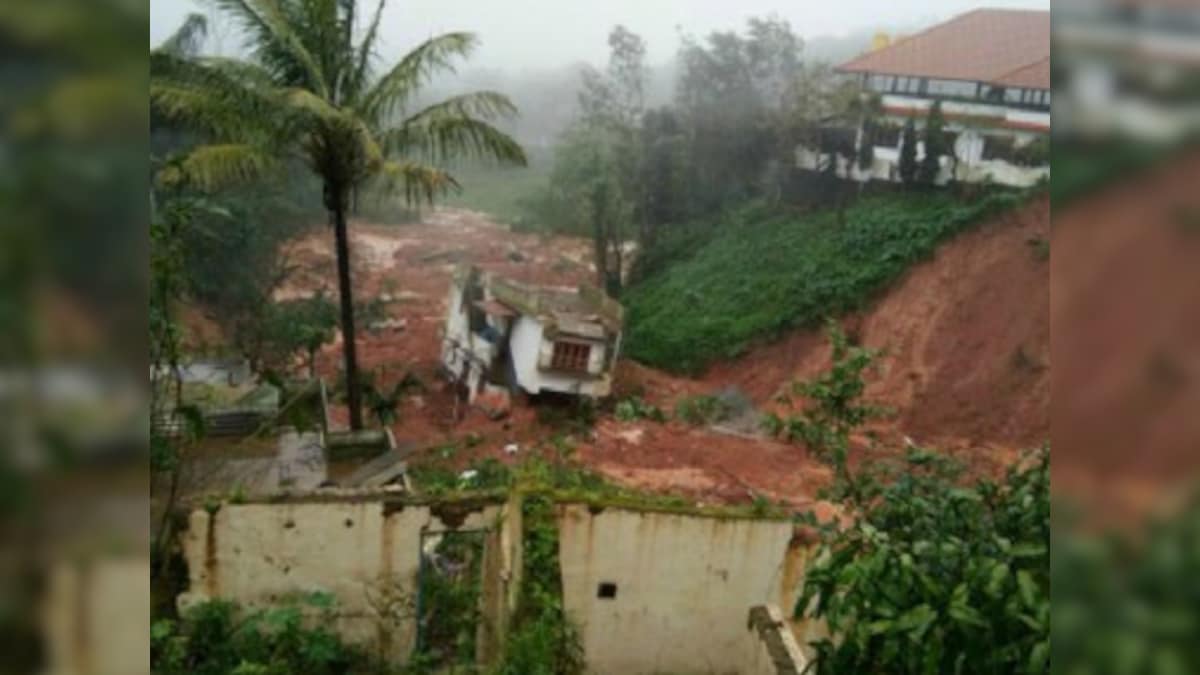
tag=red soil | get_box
[1051,150,1200,523]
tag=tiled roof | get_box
[993,56,1051,88]
[837,8,1051,89]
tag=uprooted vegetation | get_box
[623,190,1030,373]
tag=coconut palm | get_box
[151,0,526,429]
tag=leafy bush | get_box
[776,321,886,475]
[152,593,370,675]
[623,191,1026,373]
[614,396,666,422]
[407,453,513,495]
[674,394,733,426]
[797,447,1050,674]
[416,532,486,669]
[494,496,586,675]
[1053,496,1200,674]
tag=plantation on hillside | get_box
[623,190,1028,373]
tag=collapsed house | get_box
[441,264,623,402]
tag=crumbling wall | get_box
[176,495,821,672]
[556,504,809,675]
[178,495,517,665]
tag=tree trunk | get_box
[331,187,364,430]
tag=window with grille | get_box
[551,341,591,373]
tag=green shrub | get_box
[797,447,1049,675]
[614,396,666,422]
[151,593,369,675]
[623,191,1026,373]
[1053,495,1200,674]
[674,394,732,426]
[494,496,586,675]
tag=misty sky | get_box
[150,0,1050,70]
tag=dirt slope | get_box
[702,194,1050,452]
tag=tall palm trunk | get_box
[330,183,364,430]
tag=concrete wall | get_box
[176,495,821,673]
[179,495,519,665]
[556,505,810,675]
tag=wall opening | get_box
[596,582,618,599]
[415,529,488,667]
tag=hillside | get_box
[701,193,1051,450]
[623,190,1032,373]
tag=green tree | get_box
[778,320,885,503]
[675,17,803,212]
[259,290,339,377]
[151,1,526,429]
[919,100,947,185]
[899,117,919,186]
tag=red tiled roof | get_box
[993,56,1050,88]
[837,8,1051,89]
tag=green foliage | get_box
[918,101,947,185]
[758,412,785,437]
[673,394,733,426]
[899,118,919,186]
[1013,136,1049,168]
[407,453,513,495]
[151,593,370,675]
[493,495,585,675]
[613,396,666,423]
[535,397,598,434]
[1053,496,1200,674]
[796,447,1050,675]
[624,191,1025,373]
[780,321,884,466]
[430,149,553,225]
[360,369,424,426]
[416,532,486,669]
[258,291,338,376]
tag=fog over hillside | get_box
[151,0,1047,147]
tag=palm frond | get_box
[346,0,386,104]
[159,13,208,57]
[209,0,331,98]
[152,49,297,148]
[159,143,275,191]
[359,31,478,125]
[385,93,526,165]
[375,160,460,205]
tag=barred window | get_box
[926,78,978,98]
[551,341,591,373]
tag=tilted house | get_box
[804,8,1051,187]
[441,265,623,401]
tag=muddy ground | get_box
[251,198,1049,510]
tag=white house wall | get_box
[509,316,545,394]
[510,317,612,397]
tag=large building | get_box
[802,8,1051,187]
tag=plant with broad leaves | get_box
[797,446,1049,674]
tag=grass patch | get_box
[622,190,1029,373]
[437,149,554,225]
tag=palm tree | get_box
[151,0,526,429]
